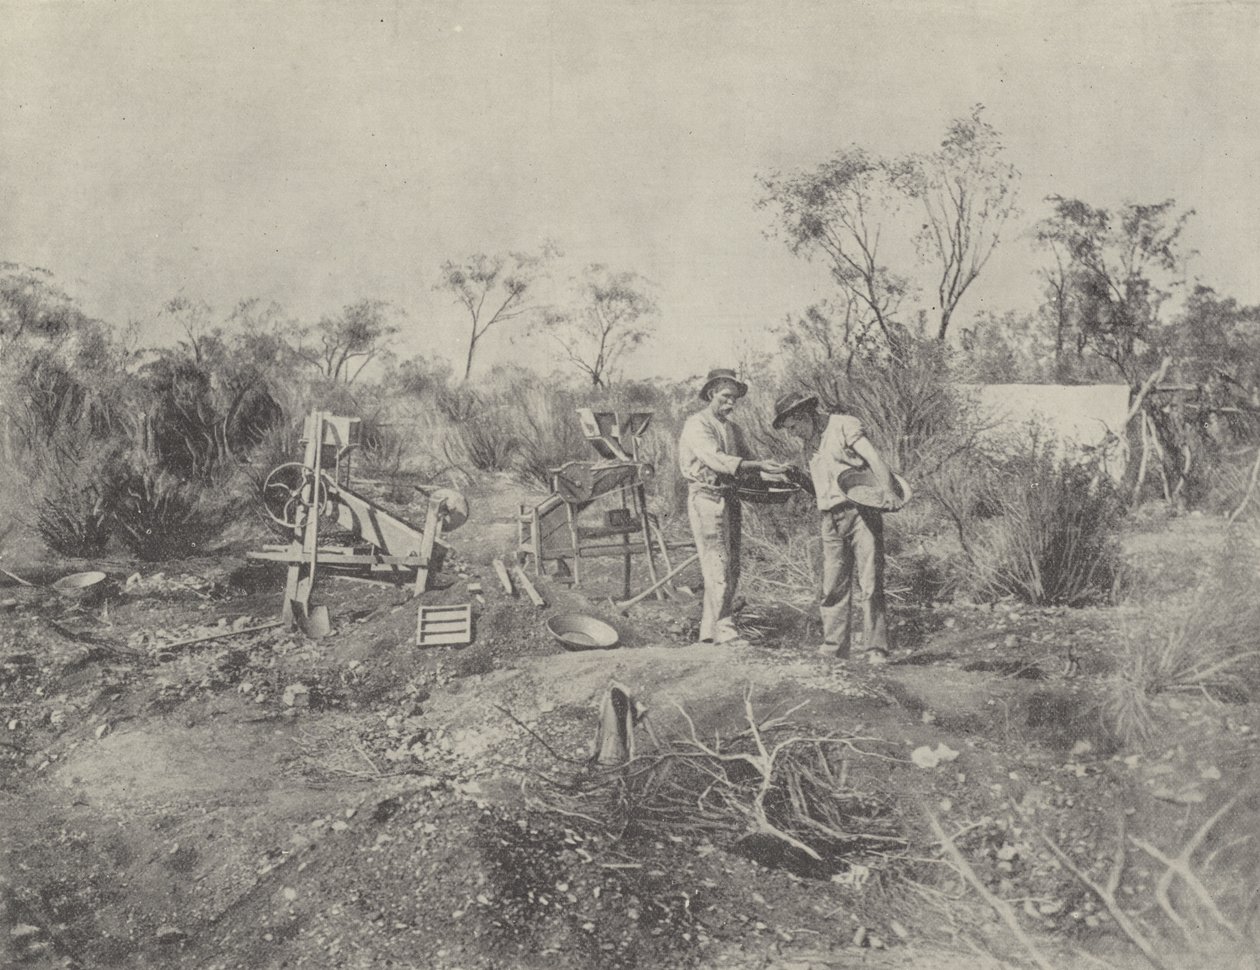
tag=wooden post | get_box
[566,499,582,586]
[283,410,322,622]
[650,515,674,575]
[413,498,441,595]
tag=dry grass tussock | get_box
[938,432,1126,606]
[1106,516,1260,744]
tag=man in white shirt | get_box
[678,368,789,645]
[772,391,898,664]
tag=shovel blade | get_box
[290,601,331,639]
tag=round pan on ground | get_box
[546,612,620,650]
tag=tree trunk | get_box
[463,330,477,381]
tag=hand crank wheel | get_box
[261,462,331,529]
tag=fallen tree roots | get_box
[509,688,908,877]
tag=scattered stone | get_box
[911,743,959,769]
[283,684,310,708]
[1151,783,1206,804]
[156,926,187,944]
[10,924,43,940]
[95,723,110,740]
[852,926,868,947]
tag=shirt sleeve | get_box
[836,413,866,448]
[831,413,866,449]
[681,414,744,477]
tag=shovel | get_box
[291,599,331,639]
[289,439,331,639]
[612,552,700,616]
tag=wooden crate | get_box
[415,604,472,647]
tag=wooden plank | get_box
[328,574,400,589]
[513,566,546,607]
[333,482,450,558]
[156,621,285,655]
[576,542,694,559]
[492,559,515,595]
[248,551,429,566]
[263,544,373,555]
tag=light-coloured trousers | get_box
[820,505,889,656]
[687,487,742,643]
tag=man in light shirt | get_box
[772,391,899,664]
[678,368,789,646]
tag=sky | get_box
[2,0,1258,381]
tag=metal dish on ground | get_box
[51,571,108,599]
[546,613,620,651]
[836,469,913,511]
[734,482,801,505]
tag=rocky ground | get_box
[1,481,1257,970]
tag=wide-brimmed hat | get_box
[771,391,820,429]
[837,468,914,512]
[699,368,749,401]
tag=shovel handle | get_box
[616,552,700,614]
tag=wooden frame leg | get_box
[414,500,441,595]
[635,483,662,599]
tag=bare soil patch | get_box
[2,481,1257,969]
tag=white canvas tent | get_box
[956,383,1132,481]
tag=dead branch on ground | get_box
[925,808,1058,970]
[1017,807,1171,970]
[1128,796,1243,944]
[506,687,908,875]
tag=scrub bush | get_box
[114,469,222,561]
[29,440,127,557]
[958,435,1126,605]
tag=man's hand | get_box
[744,459,791,475]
